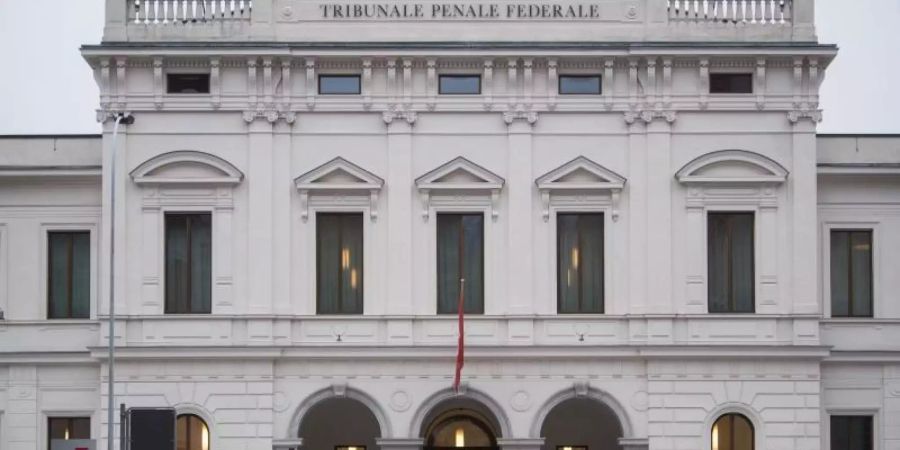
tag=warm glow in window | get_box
[176,414,210,450]
[711,414,753,450]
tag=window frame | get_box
[822,222,880,319]
[46,414,92,450]
[438,74,482,95]
[556,212,605,314]
[316,212,366,315]
[164,211,213,315]
[40,223,98,321]
[176,413,211,450]
[47,230,92,319]
[166,72,211,94]
[318,74,362,95]
[706,211,757,314]
[710,413,755,450]
[826,410,878,450]
[435,212,486,315]
[558,74,602,95]
[829,228,874,318]
[709,72,754,94]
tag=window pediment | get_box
[415,157,505,220]
[130,150,244,186]
[676,150,788,185]
[294,157,384,221]
[535,156,626,221]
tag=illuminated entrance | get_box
[424,410,498,450]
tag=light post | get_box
[108,112,133,450]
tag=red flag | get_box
[453,278,466,392]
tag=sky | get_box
[0,0,897,135]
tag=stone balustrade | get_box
[667,0,791,25]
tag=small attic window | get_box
[167,73,210,94]
[710,73,753,94]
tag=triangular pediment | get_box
[676,150,788,184]
[535,156,626,191]
[294,157,384,191]
[131,151,243,186]
[415,157,504,190]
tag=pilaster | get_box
[790,117,820,314]
[506,115,535,317]
[247,118,275,314]
[626,119,647,315]
[385,118,415,319]
[272,120,293,315]
[645,118,673,315]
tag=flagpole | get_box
[454,278,466,392]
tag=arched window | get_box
[176,414,210,450]
[711,413,753,450]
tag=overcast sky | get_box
[0,0,897,135]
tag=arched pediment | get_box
[415,157,505,191]
[294,157,384,222]
[130,150,244,186]
[676,150,788,184]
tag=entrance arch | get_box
[532,387,632,450]
[413,388,508,450]
[293,387,389,449]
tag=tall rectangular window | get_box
[317,213,364,314]
[48,231,91,319]
[165,213,212,314]
[708,212,755,313]
[830,229,873,317]
[437,213,484,314]
[830,416,873,450]
[557,213,604,313]
[48,417,90,450]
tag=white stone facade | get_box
[0,1,898,449]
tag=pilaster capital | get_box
[96,108,133,124]
[787,108,823,124]
[503,104,538,125]
[383,104,418,125]
[243,108,296,124]
[624,109,676,124]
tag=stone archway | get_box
[413,388,508,450]
[532,386,634,450]
[293,386,391,450]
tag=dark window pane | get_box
[439,75,481,95]
[166,213,212,314]
[708,213,755,313]
[48,231,91,319]
[176,414,210,450]
[831,230,873,318]
[710,73,753,94]
[711,414,753,450]
[557,213,604,313]
[317,213,364,314]
[437,213,484,314]
[167,73,210,94]
[319,75,361,95]
[559,75,602,95]
[49,417,91,449]
[831,416,873,450]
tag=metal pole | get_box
[108,113,132,450]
